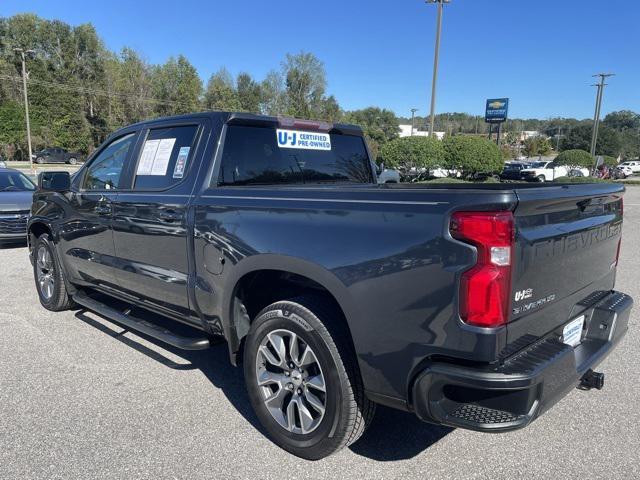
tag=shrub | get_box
[442,136,503,180]
[553,176,610,183]
[555,149,593,168]
[379,136,445,173]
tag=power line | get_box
[0,74,195,109]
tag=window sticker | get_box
[173,146,190,179]
[136,138,176,176]
[276,129,331,151]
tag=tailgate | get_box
[507,184,624,349]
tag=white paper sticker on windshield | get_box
[276,129,331,151]
[137,139,160,175]
[149,138,176,175]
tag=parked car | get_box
[500,162,529,181]
[376,165,401,184]
[521,160,589,182]
[0,167,35,244]
[28,112,632,460]
[618,161,640,174]
[615,165,634,178]
[32,147,82,165]
[0,156,6,168]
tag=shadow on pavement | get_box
[74,307,451,461]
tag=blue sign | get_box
[485,98,509,123]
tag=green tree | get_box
[282,51,328,119]
[603,110,640,131]
[555,149,593,168]
[379,136,445,175]
[151,55,202,117]
[203,68,239,111]
[443,136,503,179]
[560,124,621,157]
[259,70,286,116]
[236,72,261,113]
[523,136,552,157]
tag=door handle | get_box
[158,210,182,222]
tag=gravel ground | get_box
[1,189,639,479]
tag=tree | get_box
[282,51,328,119]
[555,149,593,168]
[523,136,552,157]
[442,136,503,179]
[379,136,445,176]
[259,70,286,116]
[236,72,261,113]
[560,124,621,157]
[603,110,640,131]
[151,55,202,117]
[343,107,399,161]
[203,68,239,111]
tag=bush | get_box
[555,149,593,168]
[602,155,618,167]
[442,136,503,180]
[379,136,445,173]
[553,176,610,183]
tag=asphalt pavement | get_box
[1,189,639,479]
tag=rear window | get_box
[217,125,372,186]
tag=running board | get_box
[73,292,210,350]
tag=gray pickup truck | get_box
[28,112,632,459]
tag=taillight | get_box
[450,211,515,328]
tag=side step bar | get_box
[73,292,210,350]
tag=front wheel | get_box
[33,234,74,311]
[67,157,77,165]
[243,296,375,460]
[537,174,546,182]
[35,156,44,164]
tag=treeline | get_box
[1,14,638,162]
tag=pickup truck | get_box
[521,160,590,182]
[33,147,82,165]
[28,112,632,460]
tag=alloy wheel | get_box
[36,245,55,300]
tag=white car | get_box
[521,161,589,182]
[619,161,640,174]
[377,168,401,184]
[616,165,634,178]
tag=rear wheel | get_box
[33,234,74,311]
[35,156,44,164]
[243,296,375,460]
[67,157,77,165]
[537,174,546,182]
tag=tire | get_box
[67,157,77,165]
[537,175,546,182]
[33,234,74,311]
[243,295,375,460]
[35,156,44,164]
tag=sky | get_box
[2,0,639,120]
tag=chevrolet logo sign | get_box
[488,101,505,109]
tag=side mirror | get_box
[38,171,71,192]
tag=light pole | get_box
[426,0,450,137]
[410,108,419,135]
[14,47,36,173]
[590,73,614,158]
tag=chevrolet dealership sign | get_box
[485,98,509,123]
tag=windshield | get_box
[0,171,36,192]
[529,161,547,168]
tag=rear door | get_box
[507,184,624,347]
[111,119,209,320]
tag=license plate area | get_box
[562,315,585,347]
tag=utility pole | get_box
[590,73,614,157]
[14,47,35,173]
[556,126,562,151]
[410,108,419,136]
[426,0,450,137]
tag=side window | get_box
[133,125,198,190]
[83,133,136,191]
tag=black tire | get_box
[537,174,546,182]
[67,157,77,165]
[33,234,74,311]
[243,295,375,460]
[35,156,44,164]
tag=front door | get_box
[111,121,207,320]
[60,132,137,289]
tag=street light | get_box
[410,108,419,135]
[425,0,450,137]
[14,47,36,173]
[590,73,614,158]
